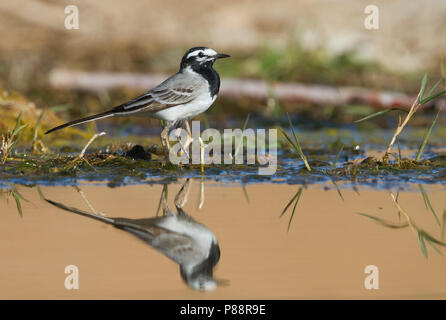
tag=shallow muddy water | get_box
[1,181,445,299]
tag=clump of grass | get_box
[1,112,28,164]
[279,113,311,171]
[355,71,445,161]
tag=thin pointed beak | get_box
[215,53,230,59]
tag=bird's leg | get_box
[177,121,193,159]
[175,127,191,159]
[198,136,205,174]
[184,121,193,148]
[174,178,191,210]
[160,122,173,159]
[159,184,175,217]
[197,178,205,209]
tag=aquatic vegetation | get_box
[355,71,445,162]
[1,113,28,164]
[279,113,311,171]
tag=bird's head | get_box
[180,47,230,70]
[179,240,227,291]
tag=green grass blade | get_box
[425,237,443,256]
[418,184,441,226]
[356,212,409,229]
[10,129,27,151]
[422,230,446,247]
[419,90,446,105]
[442,209,446,240]
[280,189,300,217]
[12,124,28,137]
[279,127,296,149]
[287,187,303,231]
[426,78,444,97]
[12,189,29,203]
[37,186,45,200]
[331,179,344,201]
[286,113,311,171]
[12,112,23,135]
[418,231,428,259]
[12,191,23,217]
[279,126,311,170]
[419,72,429,102]
[241,184,250,204]
[416,112,439,161]
[156,185,168,216]
[33,110,45,141]
[354,108,408,123]
[330,143,344,171]
[234,114,250,158]
[396,138,402,161]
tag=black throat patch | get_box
[190,64,221,98]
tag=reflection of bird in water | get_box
[44,179,223,291]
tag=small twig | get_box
[385,91,422,156]
[74,186,105,216]
[390,193,415,230]
[74,132,106,161]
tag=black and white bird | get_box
[45,47,230,155]
[44,180,223,291]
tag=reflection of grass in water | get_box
[418,184,440,226]
[357,192,446,259]
[0,186,29,217]
[156,184,168,216]
[280,187,303,231]
[331,179,344,201]
[442,210,446,240]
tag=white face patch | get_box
[186,48,218,61]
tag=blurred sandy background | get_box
[1,0,445,72]
[0,0,445,125]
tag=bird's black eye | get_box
[198,52,205,58]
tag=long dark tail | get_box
[45,110,115,134]
[44,198,116,225]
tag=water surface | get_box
[1,181,445,299]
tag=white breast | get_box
[151,92,216,122]
[157,216,216,244]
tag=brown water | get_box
[1,181,445,299]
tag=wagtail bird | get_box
[44,179,223,291]
[45,47,230,156]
